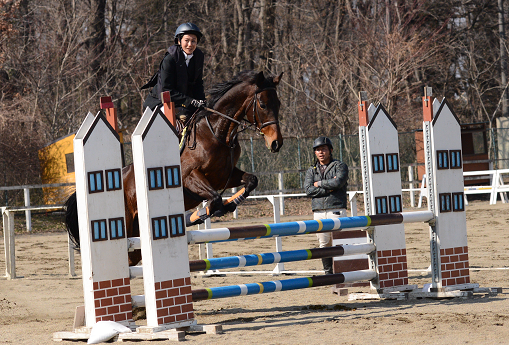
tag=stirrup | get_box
[179,126,187,150]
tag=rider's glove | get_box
[191,99,206,108]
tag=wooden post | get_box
[99,96,118,132]
[161,91,176,127]
[422,86,433,122]
[358,91,369,127]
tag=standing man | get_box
[304,136,349,275]
[141,22,206,122]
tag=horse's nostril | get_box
[271,140,280,152]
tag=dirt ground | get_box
[0,199,508,344]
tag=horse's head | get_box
[246,71,284,153]
[207,70,284,152]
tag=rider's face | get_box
[180,34,198,55]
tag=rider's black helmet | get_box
[174,23,203,44]
[313,136,333,151]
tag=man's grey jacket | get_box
[304,159,349,212]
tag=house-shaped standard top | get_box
[73,112,132,328]
[365,104,403,214]
[357,103,412,292]
[425,99,471,289]
[131,106,195,331]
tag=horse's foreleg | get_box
[124,203,141,266]
[222,168,258,213]
[184,169,224,226]
[122,165,142,266]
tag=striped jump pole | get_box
[129,243,376,278]
[131,270,377,307]
[186,211,433,244]
[126,211,433,250]
[188,243,375,272]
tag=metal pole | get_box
[250,137,255,173]
[232,188,238,219]
[408,166,415,207]
[278,172,284,216]
[297,138,303,188]
[424,118,441,290]
[24,188,31,232]
[268,195,284,274]
[250,137,255,196]
[3,209,16,279]
[491,127,497,169]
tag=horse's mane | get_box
[190,70,277,124]
[206,70,277,108]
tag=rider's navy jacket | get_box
[142,44,205,113]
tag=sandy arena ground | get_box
[0,200,508,344]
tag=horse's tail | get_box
[64,192,80,249]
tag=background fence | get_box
[3,125,508,206]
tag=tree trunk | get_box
[499,0,508,118]
[89,0,106,91]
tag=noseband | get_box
[246,87,279,131]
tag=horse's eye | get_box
[259,102,267,109]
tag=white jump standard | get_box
[422,88,473,291]
[356,94,415,293]
[73,112,134,327]
[131,106,194,331]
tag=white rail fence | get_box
[1,169,508,279]
[418,168,509,207]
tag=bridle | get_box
[203,86,279,147]
[245,87,279,131]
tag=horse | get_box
[65,70,284,265]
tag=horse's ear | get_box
[255,71,265,88]
[273,72,284,86]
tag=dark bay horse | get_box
[65,70,284,265]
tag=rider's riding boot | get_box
[322,257,333,275]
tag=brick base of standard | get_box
[440,246,470,286]
[155,277,194,325]
[333,230,370,288]
[93,277,132,322]
[377,249,408,289]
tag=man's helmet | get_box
[174,23,203,44]
[313,136,333,150]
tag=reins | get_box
[202,86,279,145]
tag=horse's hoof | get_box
[212,209,225,218]
[224,202,237,213]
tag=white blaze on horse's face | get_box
[257,90,283,153]
[180,34,198,55]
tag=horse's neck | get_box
[208,95,251,144]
